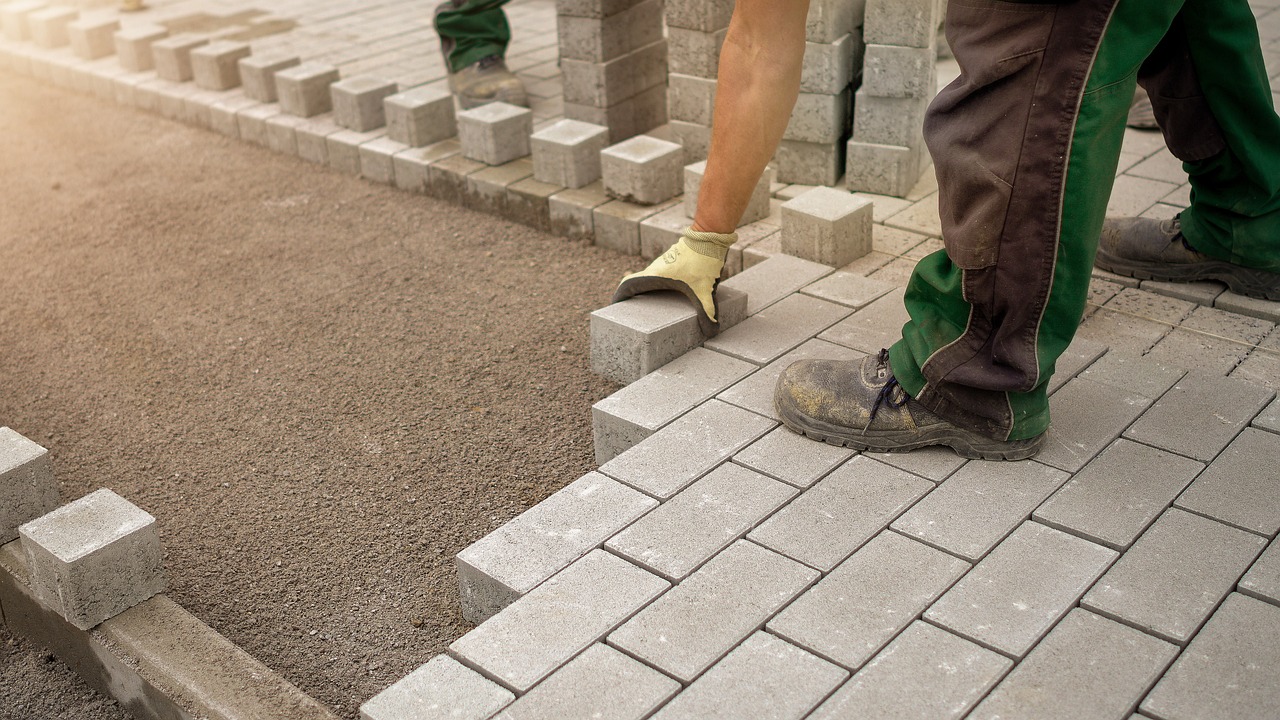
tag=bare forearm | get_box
[692,0,810,234]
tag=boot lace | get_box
[863,349,909,434]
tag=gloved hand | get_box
[612,226,737,336]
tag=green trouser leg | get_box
[889,0,1278,440]
[1173,0,1280,272]
[434,0,512,73]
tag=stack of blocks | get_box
[775,0,866,186]
[847,0,945,196]
[663,0,732,163]
[557,0,668,143]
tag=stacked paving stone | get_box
[662,0,731,164]
[557,0,667,143]
[847,0,945,196]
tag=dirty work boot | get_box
[1096,215,1280,300]
[449,55,528,109]
[613,227,736,337]
[774,350,1046,460]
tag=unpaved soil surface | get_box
[0,71,633,718]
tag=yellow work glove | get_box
[612,226,737,336]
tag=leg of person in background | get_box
[1097,0,1280,300]
[613,0,811,336]
[434,0,526,109]
[776,0,1231,460]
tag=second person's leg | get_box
[434,0,526,108]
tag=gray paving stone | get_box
[1038,378,1153,473]
[1139,278,1226,307]
[20,488,165,630]
[592,347,756,462]
[1145,305,1274,376]
[1034,439,1204,550]
[68,16,118,61]
[113,24,168,73]
[531,118,608,189]
[968,609,1178,720]
[492,644,678,720]
[683,161,773,226]
[456,472,658,624]
[295,116,343,166]
[1082,508,1266,644]
[864,447,968,483]
[799,271,896,310]
[28,6,76,48]
[638,203,692,260]
[1215,290,1280,324]
[506,176,561,231]
[607,463,797,580]
[892,460,1068,562]
[809,621,1012,720]
[719,254,835,316]
[1075,290,1189,356]
[276,62,340,118]
[0,427,57,544]
[152,33,207,83]
[1141,593,1280,720]
[704,293,852,365]
[650,632,848,720]
[264,113,306,156]
[1174,428,1280,537]
[1046,336,1110,395]
[360,654,513,720]
[750,456,932,571]
[781,187,874,267]
[238,53,299,103]
[190,40,250,91]
[608,540,818,683]
[450,550,669,693]
[817,287,909,354]
[593,198,675,255]
[1231,325,1280,391]
[331,75,398,132]
[465,158,534,215]
[428,153,487,205]
[1123,371,1275,462]
[359,137,406,184]
[732,426,854,489]
[457,101,534,165]
[328,128,385,175]
[599,399,776,499]
[1078,351,1186,401]
[717,339,865,421]
[926,522,1118,658]
[768,531,969,670]
[601,135,683,205]
[1257,396,1280,434]
[1240,539,1280,607]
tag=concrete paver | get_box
[731,426,854,488]
[1123,371,1275,462]
[1173,428,1280,537]
[492,644,679,720]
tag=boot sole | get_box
[1096,250,1280,301]
[776,393,1045,461]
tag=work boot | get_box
[449,55,528,109]
[1127,86,1158,130]
[613,227,736,336]
[774,350,1046,461]
[1096,215,1280,300]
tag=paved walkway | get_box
[3,1,1280,719]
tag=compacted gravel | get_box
[0,70,636,718]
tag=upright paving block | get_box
[496,644,678,720]
[683,161,774,226]
[774,137,847,186]
[0,427,58,544]
[276,63,341,118]
[1033,439,1205,550]
[450,550,669,693]
[455,472,657,624]
[238,53,299,103]
[666,26,726,78]
[19,488,165,630]
[801,33,859,94]
[783,89,853,144]
[1173,428,1280,537]
[360,654,513,720]
[601,135,684,205]
[864,0,944,47]
[651,632,848,720]
[847,140,925,197]
[968,609,1178,720]
[190,41,251,91]
[609,540,819,683]
[332,76,398,132]
[1,1,45,43]
[665,0,733,31]
[804,0,862,43]
[113,24,168,73]
[384,85,455,148]
[925,521,1118,658]
[769,531,970,671]
[557,0,663,62]
[457,102,533,166]
[667,72,716,125]
[606,463,797,580]
[589,289,744,386]
[68,16,118,61]
[599,399,776,499]
[862,44,936,98]
[1081,508,1266,644]
[781,187,874,266]
[1141,593,1280,720]
[531,118,609,188]
[152,33,209,83]
[749,455,932,571]
[810,622,1012,720]
[28,6,75,48]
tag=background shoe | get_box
[449,55,528,109]
[1127,86,1158,130]
[774,351,1045,461]
[1097,216,1280,300]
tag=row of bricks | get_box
[1,428,164,631]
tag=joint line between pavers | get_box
[1236,584,1280,610]
[1168,502,1275,541]
[446,644,524,694]
[1121,433,1223,465]
[883,524,995,566]
[917,612,1025,663]
[1077,597,1198,649]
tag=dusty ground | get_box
[0,70,634,718]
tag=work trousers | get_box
[435,0,512,73]
[890,0,1280,440]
